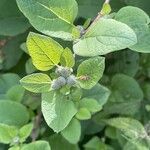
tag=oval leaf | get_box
[61,118,81,144]
[42,91,77,133]
[16,0,78,40]
[73,18,137,56]
[20,73,51,93]
[77,57,105,89]
[27,32,63,71]
[0,100,29,127]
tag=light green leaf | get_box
[73,18,137,56]
[20,73,51,93]
[84,136,111,150]
[110,74,143,102]
[115,6,150,53]
[61,118,81,144]
[79,98,102,113]
[103,117,147,140]
[49,134,79,150]
[101,3,111,15]
[42,91,77,132]
[75,108,91,120]
[27,32,63,71]
[123,140,149,150]
[6,85,25,102]
[0,0,30,36]
[0,124,18,144]
[19,123,33,143]
[60,48,75,68]
[83,83,111,106]
[16,0,79,40]
[22,141,51,150]
[0,100,29,127]
[77,57,105,89]
[8,146,20,150]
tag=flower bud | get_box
[51,76,66,90]
[55,66,73,78]
[67,75,77,86]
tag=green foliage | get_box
[115,6,150,53]
[21,141,51,150]
[0,100,29,127]
[73,18,137,56]
[27,32,63,71]
[20,73,51,93]
[77,57,105,89]
[0,0,30,36]
[16,0,79,40]
[0,0,150,149]
[42,91,77,132]
[61,118,81,144]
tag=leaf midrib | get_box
[37,2,73,27]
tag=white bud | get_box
[67,75,77,86]
[55,66,73,78]
[51,76,66,90]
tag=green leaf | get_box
[6,85,25,102]
[0,100,29,127]
[0,0,30,36]
[110,74,143,102]
[107,50,139,77]
[60,48,75,68]
[0,35,25,70]
[61,118,81,144]
[75,108,91,120]
[0,124,18,144]
[0,73,20,94]
[76,0,104,19]
[73,18,137,56]
[115,6,150,53]
[27,32,63,71]
[123,140,149,150]
[70,87,82,102]
[49,134,79,150]
[101,3,111,15]
[79,98,102,113]
[124,0,150,16]
[143,83,150,101]
[42,91,77,132]
[93,101,141,124]
[25,59,37,74]
[19,123,33,143]
[22,141,51,150]
[84,136,111,150]
[8,146,20,150]
[77,57,105,89]
[20,73,51,93]
[103,117,147,140]
[16,0,79,40]
[83,83,111,106]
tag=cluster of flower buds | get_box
[51,66,77,90]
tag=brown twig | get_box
[31,111,42,141]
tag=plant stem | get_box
[85,0,111,32]
[31,111,42,142]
